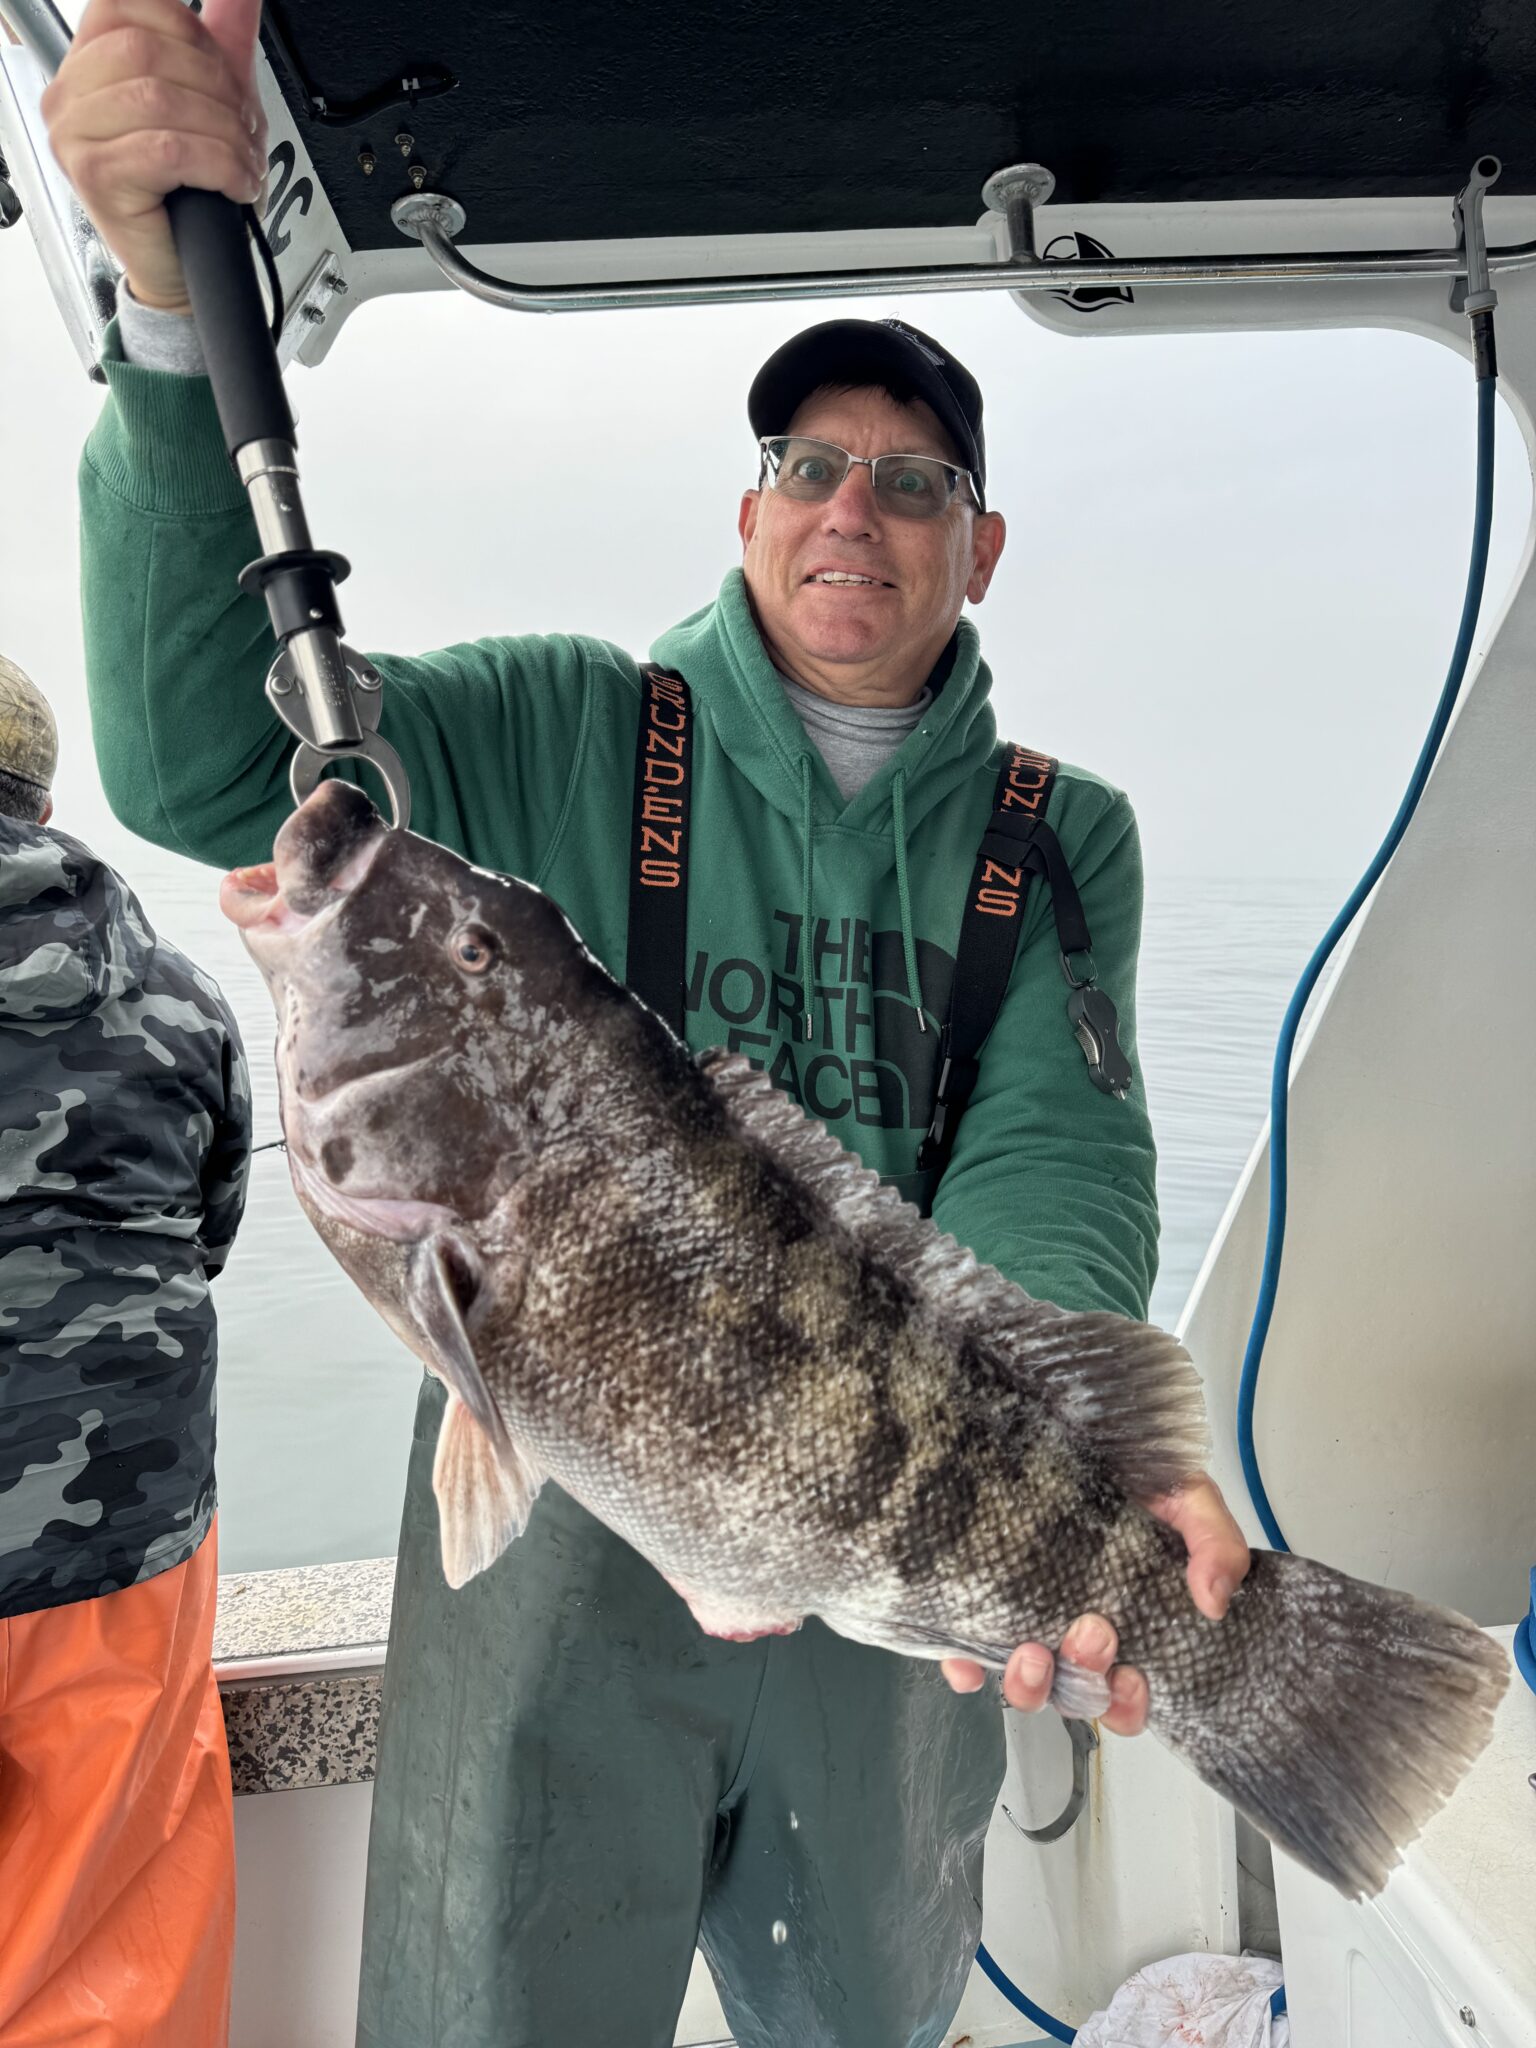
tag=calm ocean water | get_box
[131,862,1348,1574]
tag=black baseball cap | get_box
[747,317,987,508]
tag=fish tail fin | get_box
[1150,1548,1509,1898]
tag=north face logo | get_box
[683,910,955,1129]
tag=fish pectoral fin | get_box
[432,1392,543,1588]
[407,1231,515,1459]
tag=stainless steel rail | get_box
[391,178,1536,318]
[1,0,70,74]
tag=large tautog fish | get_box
[223,780,1507,1900]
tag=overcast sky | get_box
[1,226,1530,889]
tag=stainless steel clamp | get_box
[265,642,412,828]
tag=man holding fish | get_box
[47,2,1260,2041]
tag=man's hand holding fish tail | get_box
[945,1476,1251,1732]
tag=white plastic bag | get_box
[1072,1951,1289,2048]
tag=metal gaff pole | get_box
[163,187,363,756]
[164,192,410,821]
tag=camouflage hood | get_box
[0,818,153,1023]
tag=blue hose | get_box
[1515,1568,1536,1697]
[975,1940,1076,2041]
[1237,372,1498,1552]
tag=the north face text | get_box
[684,911,956,1129]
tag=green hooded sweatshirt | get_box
[79,332,1157,1321]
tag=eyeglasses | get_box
[757,436,981,519]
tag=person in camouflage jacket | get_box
[0,819,250,1616]
[0,654,251,2046]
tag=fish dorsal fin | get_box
[698,1047,1209,1501]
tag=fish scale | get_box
[227,779,1509,1901]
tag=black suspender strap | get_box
[917,742,1131,1179]
[626,666,695,1035]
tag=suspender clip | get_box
[916,1038,981,1171]
[934,1047,981,1111]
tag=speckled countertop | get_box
[215,1558,396,1796]
[215,1556,395,1666]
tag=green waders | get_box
[356,1374,1006,2048]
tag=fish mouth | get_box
[219,858,297,932]
[219,781,389,941]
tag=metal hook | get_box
[1002,1718,1100,1844]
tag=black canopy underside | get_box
[259,0,1536,255]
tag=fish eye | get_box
[449,924,498,975]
